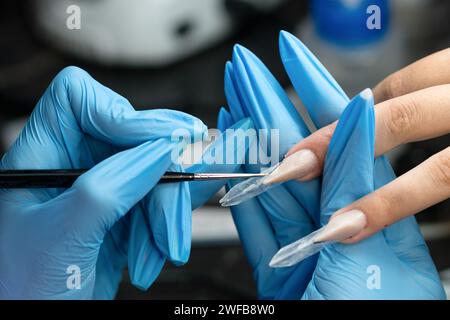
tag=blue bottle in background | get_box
[311,0,390,48]
[293,0,406,97]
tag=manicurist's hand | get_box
[0,66,254,299]
[286,48,450,243]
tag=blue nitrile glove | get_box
[221,31,444,299]
[123,117,255,292]
[302,89,445,299]
[0,66,207,299]
[220,42,321,299]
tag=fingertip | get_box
[360,88,373,100]
[279,30,349,128]
[127,208,166,291]
[147,168,193,265]
[233,44,248,62]
[217,107,233,131]
[191,118,208,143]
[54,66,92,90]
[224,60,247,123]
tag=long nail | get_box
[263,149,319,184]
[314,210,367,243]
[269,209,367,268]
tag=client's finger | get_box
[286,85,450,180]
[374,84,450,153]
[339,146,450,243]
[373,48,450,103]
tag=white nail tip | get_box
[360,88,372,100]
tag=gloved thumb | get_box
[40,138,177,243]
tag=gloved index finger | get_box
[320,89,375,224]
[187,118,255,210]
[45,138,178,237]
[279,31,349,129]
[54,66,207,147]
[232,44,310,156]
[229,44,322,224]
[3,66,207,174]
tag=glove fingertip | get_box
[225,61,247,122]
[128,245,166,291]
[128,209,166,291]
[217,107,233,131]
[279,30,349,128]
[320,89,375,224]
[128,244,166,291]
[147,171,193,266]
[234,42,311,147]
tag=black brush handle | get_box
[0,170,195,188]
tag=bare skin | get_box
[285,48,450,243]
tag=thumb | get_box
[41,138,177,242]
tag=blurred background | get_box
[0,0,449,299]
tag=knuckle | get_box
[46,66,92,117]
[55,66,89,84]
[384,98,418,142]
[382,72,405,101]
[73,175,114,210]
[429,147,450,187]
[51,66,90,100]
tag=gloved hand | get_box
[220,31,445,299]
[303,90,445,299]
[220,39,321,299]
[0,66,253,299]
[121,117,254,296]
